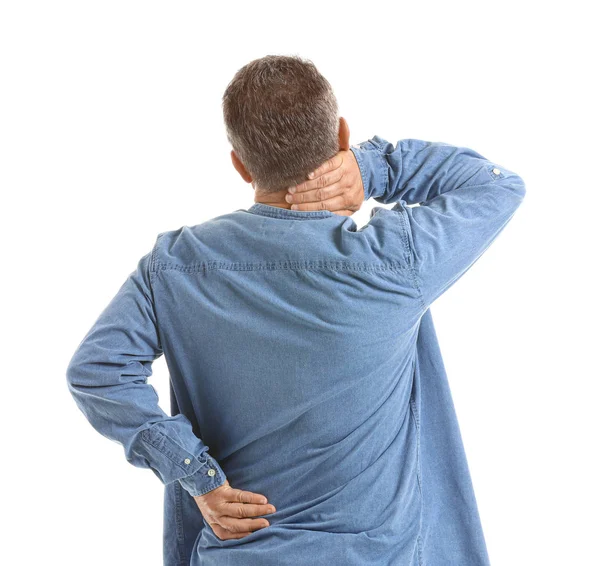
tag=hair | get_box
[222,54,340,193]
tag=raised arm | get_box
[351,136,526,308]
[350,135,524,206]
[286,136,526,310]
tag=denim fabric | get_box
[66,135,525,565]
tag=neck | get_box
[254,188,294,210]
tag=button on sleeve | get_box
[178,453,227,497]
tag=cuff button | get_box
[492,168,501,175]
[184,458,191,465]
[207,469,216,477]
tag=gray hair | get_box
[222,54,339,193]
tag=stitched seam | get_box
[249,208,331,220]
[174,482,188,566]
[174,481,185,546]
[151,244,157,283]
[409,353,424,566]
[410,389,424,565]
[154,260,411,273]
[410,398,422,495]
[373,141,389,197]
[410,392,424,565]
[150,233,163,285]
[395,207,427,312]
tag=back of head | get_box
[222,54,339,193]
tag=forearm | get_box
[351,135,525,205]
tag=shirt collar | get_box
[247,202,334,220]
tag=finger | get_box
[210,523,255,541]
[230,489,269,505]
[306,152,344,181]
[289,167,344,195]
[287,183,344,206]
[290,194,349,213]
[226,502,277,519]
[219,516,270,534]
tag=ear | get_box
[338,116,350,151]
[230,150,253,183]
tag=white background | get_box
[1,1,598,564]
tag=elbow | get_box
[504,171,527,203]
[515,174,527,200]
[65,353,85,390]
[65,361,79,394]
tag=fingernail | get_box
[308,172,314,179]
[269,506,276,513]
[285,194,293,202]
[288,187,296,193]
[260,497,267,504]
[291,204,297,210]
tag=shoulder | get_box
[151,210,249,268]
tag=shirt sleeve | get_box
[350,136,526,308]
[65,243,227,497]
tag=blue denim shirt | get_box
[66,136,525,565]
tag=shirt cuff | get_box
[177,452,227,497]
[349,139,387,201]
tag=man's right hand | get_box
[285,148,365,216]
[193,479,276,540]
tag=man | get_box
[66,54,525,565]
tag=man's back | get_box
[155,202,425,564]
